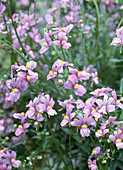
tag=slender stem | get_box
[7,0,26,55]
[46,117,70,170]
[117,18,123,29]
[82,32,86,66]
[92,0,100,57]
[69,128,72,157]
[90,133,95,146]
[61,47,66,61]
[45,152,52,170]
[28,83,41,93]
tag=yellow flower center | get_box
[95,90,98,92]
[62,40,66,43]
[60,61,63,65]
[78,100,81,103]
[78,71,82,74]
[1,150,3,152]
[74,84,78,89]
[106,2,109,5]
[104,153,106,155]
[30,50,33,53]
[30,107,34,110]
[49,70,53,74]
[95,118,98,121]
[18,137,21,140]
[82,124,87,128]
[7,121,10,124]
[93,150,96,154]
[117,99,120,102]
[26,22,29,25]
[14,88,18,92]
[18,125,22,128]
[35,35,39,38]
[62,27,65,31]
[9,18,11,21]
[64,115,68,119]
[85,100,88,103]
[21,112,25,115]
[5,93,8,96]
[27,76,30,80]
[48,106,51,109]
[36,20,39,24]
[11,158,15,162]
[26,64,30,68]
[90,164,93,167]
[64,101,67,103]
[117,138,121,142]
[96,77,99,79]
[81,23,84,26]
[116,38,119,40]
[97,130,102,133]
[49,19,52,22]
[70,17,73,20]
[96,107,98,110]
[18,26,21,30]
[37,113,40,116]
[104,105,106,108]
[92,109,96,112]
[43,42,47,45]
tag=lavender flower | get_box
[64,75,86,96]
[54,32,71,49]
[29,27,41,43]
[38,94,57,116]
[58,96,75,109]
[110,26,123,53]
[88,159,97,170]
[52,24,74,35]
[6,78,28,102]
[60,107,75,126]
[47,59,69,80]
[3,150,21,168]
[96,94,115,114]
[112,90,123,109]
[17,70,38,83]
[109,129,123,149]
[20,14,35,30]
[39,32,52,54]
[15,118,29,136]
[0,2,6,16]
[95,125,109,138]
[74,113,93,137]
[26,97,44,121]
[69,67,90,80]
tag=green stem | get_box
[90,133,95,146]
[92,0,100,57]
[8,0,26,55]
[45,152,52,170]
[61,47,66,61]
[28,83,41,93]
[117,18,123,29]
[82,32,86,66]
[46,117,70,170]
[69,128,72,157]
